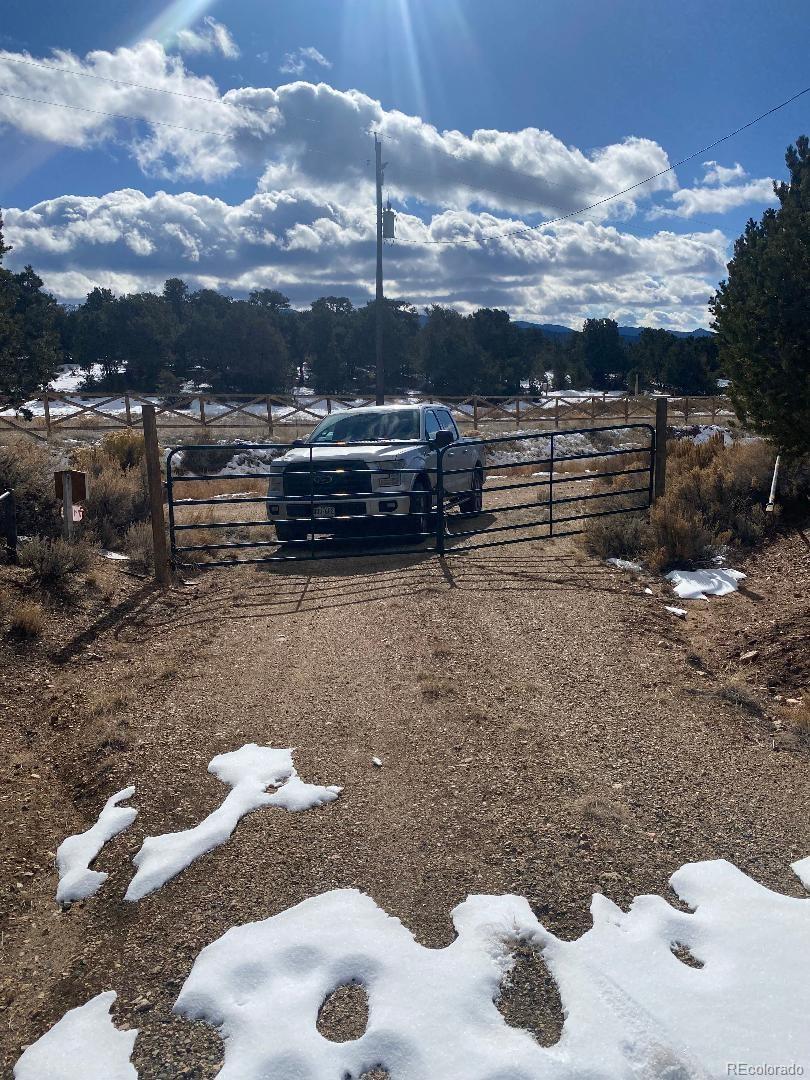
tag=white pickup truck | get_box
[265,403,485,541]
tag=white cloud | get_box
[702,160,747,185]
[176,17,240,60]
[0,42,673,216]
[0,40,751,327]
[649,160,775,219]
[3,188,727,329]
[279,46,331,77]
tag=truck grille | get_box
[283,461,373,497]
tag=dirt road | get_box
[1,532,808,1076]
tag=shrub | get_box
[82,459,149,549]
[648,437,776,569]
[0,439,60,537]
[97,431,145,471]
[584,512,651,560]
[178,433,236,476]
[9,600,45,638]
[124,521,153,573]
[18,537,90,584]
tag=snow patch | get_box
[56,787,137,904]
[174,857,810,1079]
[666,606,688,618]
[14,992,137,1080]
[125,746,340,901]
[606,558,644,573]
[793,857,810,890]
[666,568,746,600]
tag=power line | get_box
[0,88,333,151]
[0,88,241,136]
[0,53,320,121]
[394,83,809,246]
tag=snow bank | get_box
[125,746,340,901]
[56,787,137,904]
[14,992,137,1080]
[666,568,746,600]
[175,856,810,1079]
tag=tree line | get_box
[0,248,721,404]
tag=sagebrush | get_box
[18,537,90,584]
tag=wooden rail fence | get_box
[0,391,733,443]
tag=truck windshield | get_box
[308,409,421,444]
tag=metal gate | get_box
[165,423,656,568]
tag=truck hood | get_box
[273,443,426,467]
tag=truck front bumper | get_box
[266,494,413,522]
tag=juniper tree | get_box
[710,137,810,454]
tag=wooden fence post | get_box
[43,394,52,440]
[198,394,206,429]
[266,396,274,438]
[61,471,74,540]
[654,397,668,502]
[142,403,171,587]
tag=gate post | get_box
[654,397,668,502]
[435,450,446,556]
[142,402,171,587]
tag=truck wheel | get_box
[402,477,433,540]
[275,521,309,543]
[459,467,484,514]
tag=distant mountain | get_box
[514,320,714,339]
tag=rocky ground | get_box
[0,525,808,1077]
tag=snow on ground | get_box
[666,606,688,618]
[794,857,810,889]
[175,857,810,1079]
[666,568,746,600]
[55,787,137,904]
[14,992,137,1080]
[606,558,644,573]
[125,746,340,901]
[487,429,642,468]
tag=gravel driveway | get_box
[2,533,808,1077]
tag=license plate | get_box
[313,505,336,519]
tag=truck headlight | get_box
[371,470,401,490]
[267,472,284,494]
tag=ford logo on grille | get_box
[314,474,332,487]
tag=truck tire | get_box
[402,476,433,540]
[458,466,484,514]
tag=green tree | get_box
[305,297,355,391]
[69,287,120,384]
[0,221,62,404]
[710,136,810,453]
[419,306,487,394]
[579,318,627,389]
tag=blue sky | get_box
[1,0,808,328]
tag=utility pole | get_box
[375,133,386,406]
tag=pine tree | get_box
[710,136,810,454]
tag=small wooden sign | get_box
[54,470,87,502]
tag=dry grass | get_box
[8,600,45,639]
[717,681,763,717]
[788,700,810,740]
[572,795,632,827]
[124,521,154,573]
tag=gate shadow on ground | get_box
[120,547,628,636]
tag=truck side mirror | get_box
[431,429,454,450]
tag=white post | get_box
[766,454,781,513]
